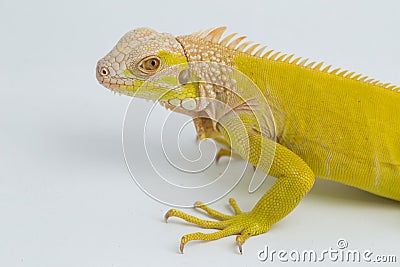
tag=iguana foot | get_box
[164,198,270,254]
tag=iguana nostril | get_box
[100,67,109,76]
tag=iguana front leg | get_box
[165,127,315,253]
[193,117,240,163]
[211,136,242,163]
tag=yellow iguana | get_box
[96,27,400,254]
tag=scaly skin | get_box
[96,27,400,253]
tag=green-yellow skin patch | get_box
[233,52,400,198]
[119,51,199,101]
[157,50,187,66]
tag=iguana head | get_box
[96,28,200,107]
[96,27,276,139]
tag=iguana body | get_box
[96,27,400,253]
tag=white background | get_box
[1,0,399,266]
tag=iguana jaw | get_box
[96,63,205,118]
[95,70,137,96]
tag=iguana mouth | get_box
[99,82,135,97]
[99,78,200,113]
[96,73,137,96]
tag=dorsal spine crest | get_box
[193,26,399,92]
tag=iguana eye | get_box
[138,56,161,73]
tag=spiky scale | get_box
[292,56,302,64]
[313,61,324,71]
[370,80,380,85]
[220,32,237,46]
[269,51,281,60]
[298,58,309,67]
[321,65,332,72]
[306,61,316,69]
[276,53,287,61]
[199,27,213,38]
[245,43,260,55]
[254,46,267,57]
[284,54,295,63]
[365,78,374,83]
[337,70,348,77]
[262,49,275,58]
[228,36,247,49]
[237,41,253,52]
[206,26,227,43]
